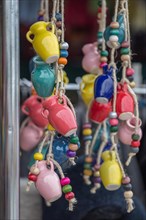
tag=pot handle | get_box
[49,160,54,171]
[42,109,49,119]
[26,31,34,43]
[21,104,30,115]
[46,22,55,34]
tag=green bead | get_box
[120,48,130,55]
[97,32,103,38]
[109,29,120,36]
[62,184,72,193]
[101,50,109,57]
[132,134,140,141]
[110,126,118,133]
[84,163,92,169]
[70,136,79,144]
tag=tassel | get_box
[90,183,101,194]
[26,181,33,192]
[68,198,77,211]
[83,175,91,185]
[125,198,135,213]
[69,157,76,166]
[125,153,136,166]
[45,201,52,207]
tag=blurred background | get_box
[19,1,146,220]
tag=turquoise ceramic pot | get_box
[104,13,125,47]
[31,56,56,97]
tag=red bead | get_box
[126,68,135,76]
[28,174,37,182]
[94,164,100,171]
[60,177,71,186]
[109,118,118,126]
[65,192,75,200]
[83,123,92,129]
[98,7,102,13]
[131,140,140,148]
[121,41,129,48]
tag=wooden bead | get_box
[83,169,92,176]
[85,156,93,163]
[120,48,130,55]
[109,35,119,42]
[121,54,130,62]
[70,136,79,144]
[33,152,43,161]
[110,29,120,36]
[30,166,40,175]
[83,123,92,129]
[47,124,55,131]
[129,81,136,88]
[58,57,68,65]
[68,143,78,151]
[109,118,118,126]
[57,29,62,36]
[110,126,118,133]
[131,140,140,148]
[65,192,75,200]
[132,134,140,141]
[94,171,100,177]
[60,42,69,50]
[101,50,109,57]
[126,68,135,76]
[97,31,103,38]
[122,176,131,184]
[83,128,92,136]
[109,112,117,118]
[110,22,120,29]
[83,135,92,142]
[124,191,133,199]
[121,41,129,48]
[62,184,72,193]
[84,163,92,169]
[28,174,37,182]
[130,147,139,153]
[100,56,108,62]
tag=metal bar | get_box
[0,0,20,219]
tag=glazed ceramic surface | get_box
[94,65,114,103]
[42,95,77,136]
[26,21,59,63]
[35,160,62,202]
[21,95,48,128]
[31,56,56,97]
[100,151,122,191]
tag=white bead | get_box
[98,38,103,44]
[109,35,119,42]
[60,42,69,50]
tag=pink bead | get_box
[60,177,71,186]
[83,123,91,129]
[121,41,129,48]
[122,176,131,184]
[109,118,118,126]
[126,68,135,76]
[94,164,100,171]
[100,62,107,68]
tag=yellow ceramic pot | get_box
[80,74,97,105]
[26,21,59,64]
[100,151,122,191]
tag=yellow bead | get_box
[33,152,44,161]
[129,81,136,88]
[83,169,92,176]
[47,124,55,131]
[83,128,92,136]
[85,156,93,163]
[68,143,78,151]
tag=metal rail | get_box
[0,0,20,219]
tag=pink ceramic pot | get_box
[82,42,100,74]
[42,95,77,136]
[35,160,62,202]
[116,83,134,120]
[89,100,112,123]
[20,118,44,151]
[118,116,142,145]
[21,95,49,128]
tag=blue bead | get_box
[60,49,68,58]
[83,135,92,141]
[55,13,62,21]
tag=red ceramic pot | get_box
[21,95,48,128]
[89,99,112,123]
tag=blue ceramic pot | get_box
[31,56,56,97]
[104,13,125,48]
[94,65,114,103]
